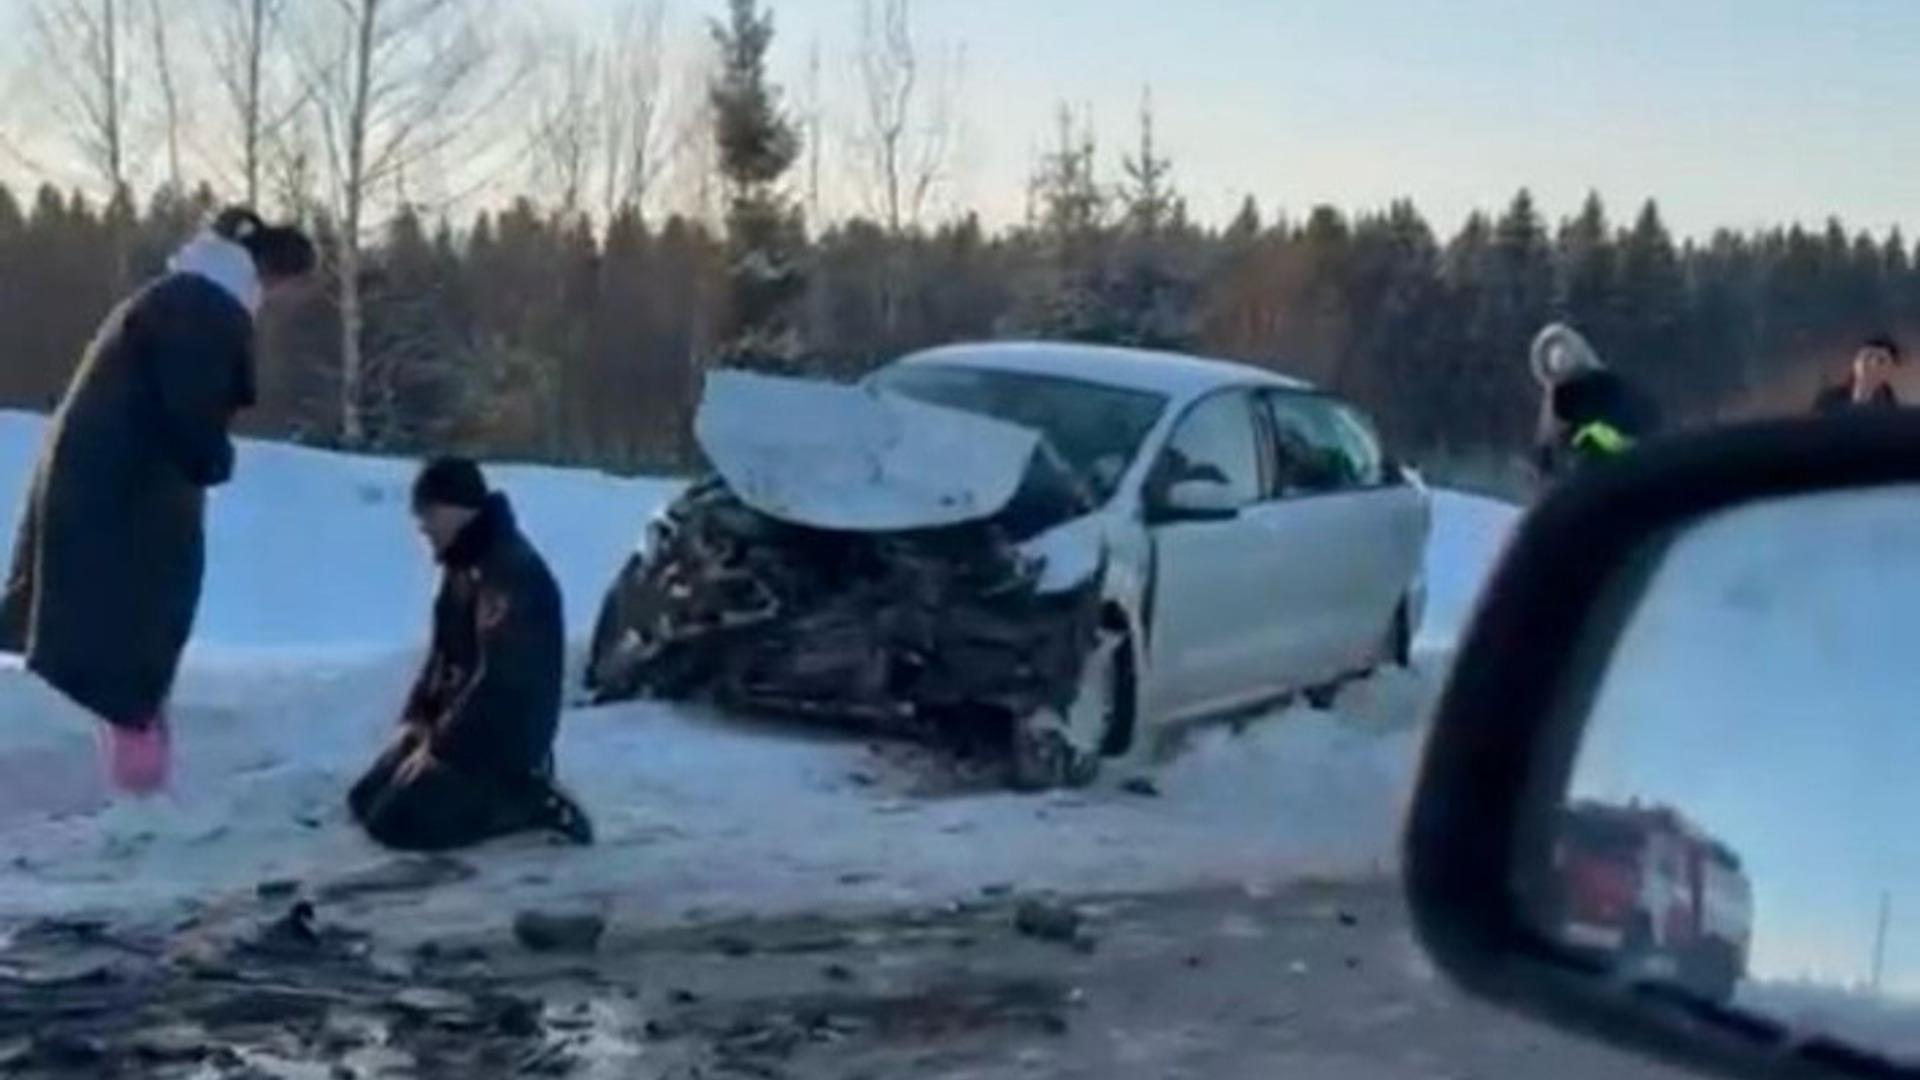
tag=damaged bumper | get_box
[587,372,1109,735]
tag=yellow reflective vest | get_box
[1570,421,1632,458]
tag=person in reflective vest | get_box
[1529,323,1657,485]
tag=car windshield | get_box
[871,363,1167,502]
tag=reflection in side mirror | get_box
[1154,479,1241,523]
[1540,485,1920,1059]
[1406,415,1920,1080]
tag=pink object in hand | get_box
[98,713,172,796]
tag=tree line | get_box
[3,174,1909,479]
[3,1,1914,487]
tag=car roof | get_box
[892,341,1314,403]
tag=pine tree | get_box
[1343,200,1442,446]
[1555,191,1616,348]
[1616,199,1687,401]
[1686,229,1759,411]
[1440,209,1523,451]
[1119,88,1180,237]
[1005,105,1114,342]
[1492,189,1553,334]
[590,206,653,467]
[1224,196,1262,248]
[1105,91,1197,350]
[710,0,807,372]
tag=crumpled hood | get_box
[694,370,1046,532]
[168,231,261,317]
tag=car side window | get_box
[1326,401,1386,487]
[1152,392,1263,510]
[1262,393,1381,496]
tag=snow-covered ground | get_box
[0,413,1517,939]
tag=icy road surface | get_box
[0,413,1517,938]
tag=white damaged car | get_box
[587,342,1432,788]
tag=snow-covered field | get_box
[0,414,1517,939]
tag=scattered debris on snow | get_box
[513,910,607,954]
[1013,899,1087,946]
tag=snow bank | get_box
[0,410,1517,934]
[0,411,673,656]
[1419,490,1516,652]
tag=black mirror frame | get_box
[1405,411,1920,1080]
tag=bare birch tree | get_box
[661,46,723,228]
[290,0,520,447]
[529,34,597,217]
[207,0,305,208]
[599,0,669,221]
[848,0,958,233]
[528,0,671,224]
[802,37,821,225]
[146,0,183,190]
[29,0,137,192]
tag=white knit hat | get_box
[1529,322,1605,388]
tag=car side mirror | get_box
[1149,479,1242,524]
[1405,411,1920,1080]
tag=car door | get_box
[1142,389,1275,720]
[1262,391,1428,678]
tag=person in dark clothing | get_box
[1528,322,1659,486]
[349,458,593,852]
[0,207,316,796]
[1813,335,1903,413]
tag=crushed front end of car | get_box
[587,372,1108,756]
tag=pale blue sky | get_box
[695,0,1920,237]
[6,0,1918,238]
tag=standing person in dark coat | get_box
[0,207,316,795]
[1813,335,1903,413]
[349,458,593,852]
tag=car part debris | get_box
[1013,900,1084,945]
[588,372,1115,782]
[590,479,1102,744]
[512,910,607,954]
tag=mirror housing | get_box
[1148,479,1242,524]
[1406,412,1920,1080]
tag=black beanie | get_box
[412,457,490,511]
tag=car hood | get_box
[695,369,1050,532]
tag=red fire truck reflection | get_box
[1553,799,1753,1003]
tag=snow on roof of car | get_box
[893,341,1313,401]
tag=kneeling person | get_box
[350,458,592,850]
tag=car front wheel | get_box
[585,554,644,700]
[1010,629,1130,791]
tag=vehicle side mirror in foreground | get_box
[1406,412,1920,1080]
[1150,479,1242,524]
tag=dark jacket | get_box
[0,273,254,726]
[407,493,565,779]
[348,494,566,852]
[1813,382,1900,414]
[1534,368,1659,480]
